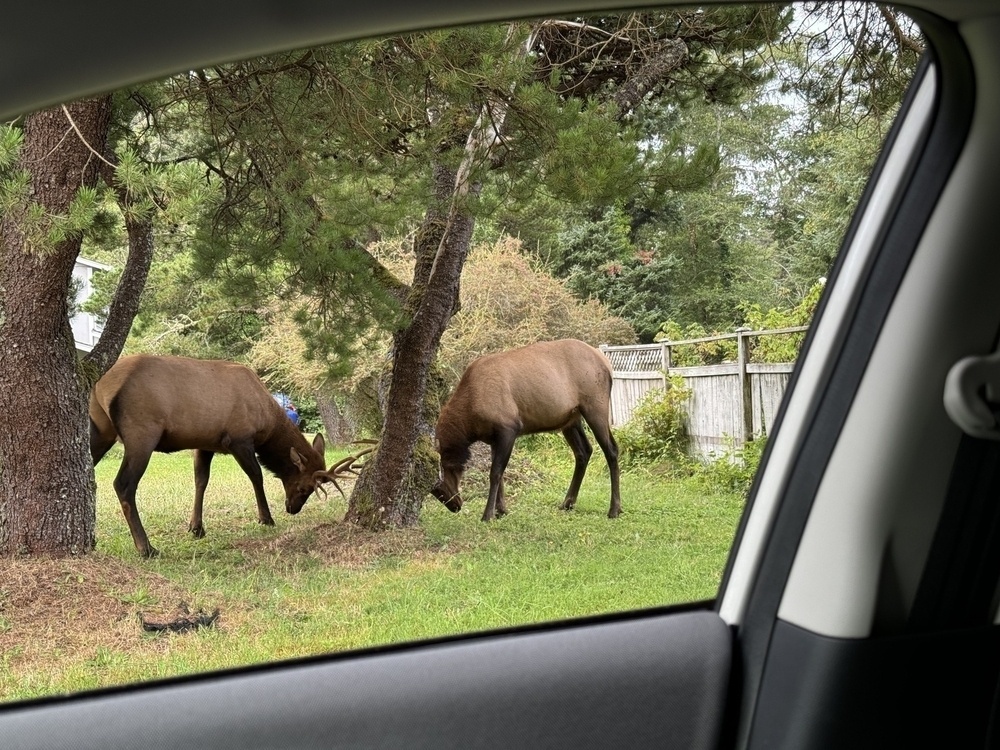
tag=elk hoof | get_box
[560,499,576,511]
[188,524,206,539]
[139,545,160,559]
[608,508,621,519]
[260,517,275,526]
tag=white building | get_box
[72,256,110,352]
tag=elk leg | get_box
[583,414,621,518]
[495,474,508,518]
[230,442,274,526]
[189,449,214,538]
[113,444,158,559]
[560,422,593,511]
[484,432,516,522]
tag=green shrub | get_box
[740,279,824,363]
[696,436,765,495]
[616,376,691,470]
[654,321,736,365]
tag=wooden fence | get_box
[601,326,807,459]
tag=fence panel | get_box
[609,372,663,426]
[602,329,804,459]
[748,363,795,439]
[676,365,742,457]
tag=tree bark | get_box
[344,26,529,530]
[345,164,472,528]
[610,38,688,117]
[0,97,113,556]
[316,390,354,444]
[85,178,156,374]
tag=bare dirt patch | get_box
[0,554,201,673]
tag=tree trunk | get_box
[345,27,531,530]
[345,163,475,529]
[0,97,112,556]
[316,390,354,444]
[85,195,156,375]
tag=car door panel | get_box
[748,620,1000,748]
[0,609,732,750]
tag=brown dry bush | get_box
[436,236,636,381]
[243,235,635,433]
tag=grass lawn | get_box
[0,435,745,701]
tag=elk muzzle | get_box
[285,489,311,514]
[431,479,463,512]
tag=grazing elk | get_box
[431,339,621,521]
[90,354,335,558]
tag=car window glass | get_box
[0,2,921,701]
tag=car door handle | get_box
[944,350,1000,439]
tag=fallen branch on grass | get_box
[140,607,220,633]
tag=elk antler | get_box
[313,440,377,499]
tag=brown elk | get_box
[431,339,621,521]
[90,354,336,558]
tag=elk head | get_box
[285,433,328,514]
[431,447,467,513]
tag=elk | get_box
[431,339,621,521]
[90,354,338,558]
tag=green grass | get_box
[0,436,745,700]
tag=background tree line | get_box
[0,3,921,554]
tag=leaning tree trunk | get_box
[84,175,156,376]
[345,164,474,529]
[0,97,112,556]
[345,27,532,530]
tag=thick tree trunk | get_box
[0,97,112,556]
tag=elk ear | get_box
[290,447,306,471]
[312,432,326,457]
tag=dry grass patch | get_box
[0,554,206,673]
[233,520,450,570]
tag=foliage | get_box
[91,251,264,361]
[651,278,825,366]
[792,4,923,127]
[654,321,737,366]
[100,9,797,381]
[741,278,825,362]
[243,298,346,432]
[695,436,766,496]
[758,5,922,301]
[538,5,923,336]
[616,376,691,470]
[536,32,804,340]
[551,204,686,341]
[346,236,636,390]
[438,237,636,381]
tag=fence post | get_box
[660,342,671,388]
[737,328,753,446]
